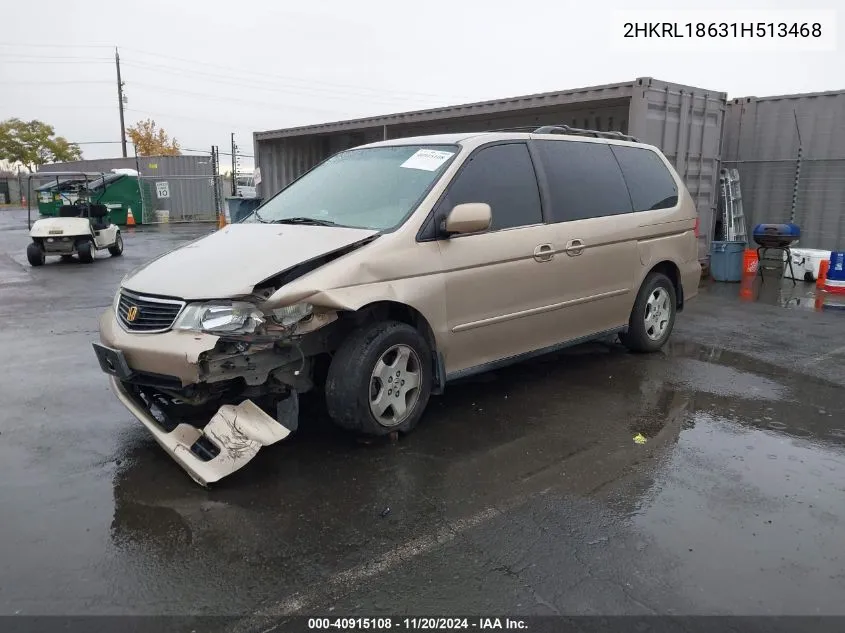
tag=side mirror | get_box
[443,203,492,236]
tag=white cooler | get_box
[783,248,832,282]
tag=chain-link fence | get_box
[138,173,223,224]
[721,157,845,251]
[134,151,223,224]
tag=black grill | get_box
[117,290,184,333]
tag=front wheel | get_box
[108,233,124,257]
[621,272,677,353]
[325,321,432,436]
[77,239,94,264]
[27,242,45,267]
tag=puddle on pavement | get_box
[94,338,845,615]
[702,274,845,313]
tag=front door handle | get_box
[533,243,555,262]
[564,239,584,256]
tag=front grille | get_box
[117,289,185,333]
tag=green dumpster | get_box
[34,173,150,226]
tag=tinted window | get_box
[440,143,542,231]
[611,145,679,211]
[535,140,633,222]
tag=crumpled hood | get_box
[122,223,379,300]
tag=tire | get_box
[325,320,432,436]
[77,239,94,264]
[27,242,45,267]
[108,233,124,257]
[621,272,677,353]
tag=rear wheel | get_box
[325,320,432,436]
[621,272,677,353]
[108,233,124,257]
[26,242,45,267]
[77,239,94,264]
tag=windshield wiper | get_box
[271,217,339,227]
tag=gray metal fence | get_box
[138,174,223,224]
[722,157,845,251]
[0,175,23,205]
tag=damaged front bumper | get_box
[108,376,291,486]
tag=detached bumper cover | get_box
[109,377,290,486]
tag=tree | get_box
[126,118,181,156]
[0,118,82,170]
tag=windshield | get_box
[245,144,458,230]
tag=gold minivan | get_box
[93,126,701,485]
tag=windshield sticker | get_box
[400,149,455,172]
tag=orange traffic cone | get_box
[217,211,228,229]
[126,207,137,227]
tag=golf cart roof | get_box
[33,172,124,192]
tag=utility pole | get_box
[230,132,238,196]
[115,47,127,158]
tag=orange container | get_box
[743,248,759,274]
[817,259,830,288]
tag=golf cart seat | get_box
[59,205,83,218]
[88,203,110,230]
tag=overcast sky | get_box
[1,0,841,171]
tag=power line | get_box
[3,80,111,85]
[182,147,254,158]
[124,107,264,130]
[0,42,113,48]
[128,80,351,117]
[120,46,469,101]
[1,59,112,65]
[120,59,452,107]
[0,53,111,60]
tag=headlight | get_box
[270,302,313,327]
[175,301,264,334]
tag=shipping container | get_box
[254,77,727,260]
[722,89,845,251]
[38,154,220,224]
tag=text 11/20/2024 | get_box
[308,617,528,630]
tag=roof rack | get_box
[532,125,639,143]
[488,126,541,133]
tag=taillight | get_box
[694,217,700,238]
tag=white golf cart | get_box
[26,172,124,266]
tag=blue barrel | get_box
[827,252,845,282]
[710,241,746,282]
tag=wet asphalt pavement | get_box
[1,207,844,626]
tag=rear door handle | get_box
[533,243,555,262]
[564,239,584,256]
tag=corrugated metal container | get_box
[722,89,845,251]
[254,77,726,260]
[39,154,219,223]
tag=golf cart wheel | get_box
[621,272,677,353]
[26,242,45,267]
[325,320,432,436]
[77,239,94,264]
[108,233,124,257]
